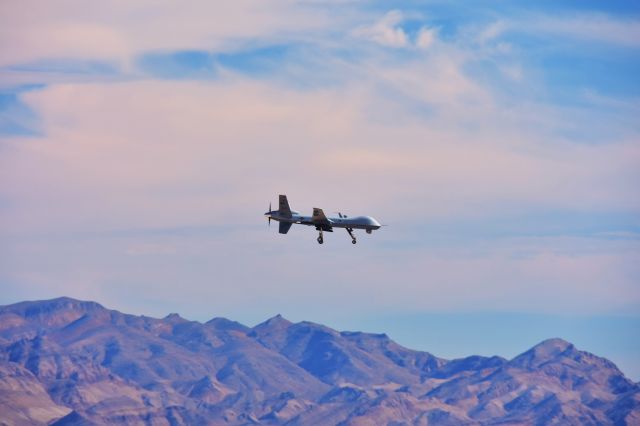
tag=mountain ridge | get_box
[0,297,638,425]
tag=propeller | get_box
[268,202,271,227]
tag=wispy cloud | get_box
[0,0,335,68]
[476,14,640,47]
[416,26,438,49]
[536,14,640,47]
[352,10,440,50]
[353,10,409,47]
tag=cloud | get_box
[0,0,335,68]
[1,65,638,317]
[536,14,640,47]
[353,10,409,47]
[2,67,637,235]
[416,26,437,49]
[499,64,524,81]
[352,11,439,50]
[0,2,638,323]
[476,14,640,47]
[477,20,509,44]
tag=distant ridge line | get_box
[0,297,638,425]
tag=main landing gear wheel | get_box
[317,236,324,244]
[346,228,356,245]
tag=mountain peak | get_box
[205,317,249,332]
[247,315,294,343]
[1,297,105,320]
[256,314,293,329]
[0,297,108,333]
[534,337,572,350]
[2,296,104,312]
[529,337,574,358]
[510,338,575,369]
[163,312,186,323]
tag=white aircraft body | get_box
[264,195,382,244]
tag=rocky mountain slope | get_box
[0,297,638,425]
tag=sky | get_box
[1,1,639,379]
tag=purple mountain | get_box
[0,297,638,425]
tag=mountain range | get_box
[0,297,638,425]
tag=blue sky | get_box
[0,1,639,379]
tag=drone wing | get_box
[312,208,333,231]
[279,222,292,234]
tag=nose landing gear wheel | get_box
[317,237,323,244]
[351,239,357,244]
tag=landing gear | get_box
[317,229,324,244]
[346,228,356,244]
